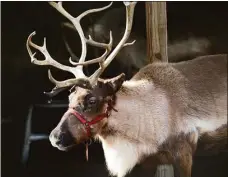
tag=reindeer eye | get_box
[88,97,96,105]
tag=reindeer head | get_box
[26,1,137,151]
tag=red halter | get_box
[68,105,112,137]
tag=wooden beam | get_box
[145,2,168,63]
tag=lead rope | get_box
[85,142,89,161]
[84,97,117,162]
[84,139,92,161]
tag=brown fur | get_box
[197,124,227,154]
[137,124,227,176]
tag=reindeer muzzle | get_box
[49,128,75,151]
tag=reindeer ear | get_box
[98,73,125,96]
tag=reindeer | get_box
[26,2,227,177]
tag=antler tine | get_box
[90,2,137,84]
[27,31,91,91]
[86,31,113,50]
[69,31,113,66]
[49,1,113,66]
[77,2,113,21]
[44,86,68,97]
[70,50,109,66]
[26,31,83,76]
[48,70,92,89]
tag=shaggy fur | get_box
[96,54,227,177]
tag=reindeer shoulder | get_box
[132,54,227,83]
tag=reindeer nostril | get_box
[59,133,64,141]
[52,132,59,139]
[55,140,61,146]
[53,133,63,146]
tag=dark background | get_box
[1,2,228,177]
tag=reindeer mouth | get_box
[55,144,75,151]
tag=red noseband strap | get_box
[68,107,110,137]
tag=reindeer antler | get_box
[89,2,137,84]
[26,2,137,96]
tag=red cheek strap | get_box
[68,107,110,138]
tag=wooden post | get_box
[145,2,168,63]
[145,2,173,177]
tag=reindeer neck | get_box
[96,79,170,177]
[98,79,170,146]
